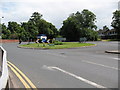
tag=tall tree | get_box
[29,12,43,26]
[7,21,21,39]
[81,9,97,30]
[48,22,58,38]
[2,24,11,39]
[2,12,58,41]
[8,22,20,33]
[111,10,120,39]
[37,19,58,38]
[60,9,98,41]
[60,18,80,41]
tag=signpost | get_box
[79,37,87,43]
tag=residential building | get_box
[97,29,117,39]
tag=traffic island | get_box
[18,42,96,50]
[105,50,120,54]
[17,46,49,50]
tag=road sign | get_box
[80,37,87,42]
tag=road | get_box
[3,41,119,88]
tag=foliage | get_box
[60,9,98,41]
[2,10,99,41]
[56,35,63,38]
[111,10,120,39]
[103,25,109,31]
[53,40,63,45]
[2,12,58,42]
[2,24,11,39]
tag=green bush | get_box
[53,40,63,45]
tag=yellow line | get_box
[7,61,37,89]
[7,64,31,89]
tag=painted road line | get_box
[82,60,119,70]
[7,64,31,89]
[47,66,109,89]
[113,58,120,60]
[7,61,37,89]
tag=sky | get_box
[0,0,119,30]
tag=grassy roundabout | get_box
[19,42,95,49]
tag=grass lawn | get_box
[20,42,95,49]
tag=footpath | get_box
[105,50,120,54]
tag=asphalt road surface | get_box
[3,41,119,88]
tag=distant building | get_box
[118,1,120,10]
[97,29,117,39]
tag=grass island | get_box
[19,42,95,49]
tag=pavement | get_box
[2,41,119,88]
[8,66,25,88]
[105,50,120,54]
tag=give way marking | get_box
[45,65,111,89]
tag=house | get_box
[97,29,117,39]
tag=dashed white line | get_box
[47,66,108,88]
[82,60,119,70]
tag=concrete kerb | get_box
[105,50,120,54]
[17,46,49,50]
[17,44,97,50]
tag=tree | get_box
[60,9,98,41]
[111,10,120,39]
[29,12,58,39]
[60,18,80,41]
[30,12,42,24]
[2,24,11,39]
[47,22,58,38]
[8,22,20,33]
[21,22,29,41]
[21,21,38,44]
[7,21,21,39]
[2,12,58,41]
[103,25,109,31]
[37,19,58,39]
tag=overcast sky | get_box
[0,0,119,29]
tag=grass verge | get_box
[101,39,120,41]
[19,42,95,49]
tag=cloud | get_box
[0,0,119,29]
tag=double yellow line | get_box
[7,61,37,90]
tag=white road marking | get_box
[46,66,108,88]
[113,58,120,60]
[82,60,119,70]
[42,65,55,71]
